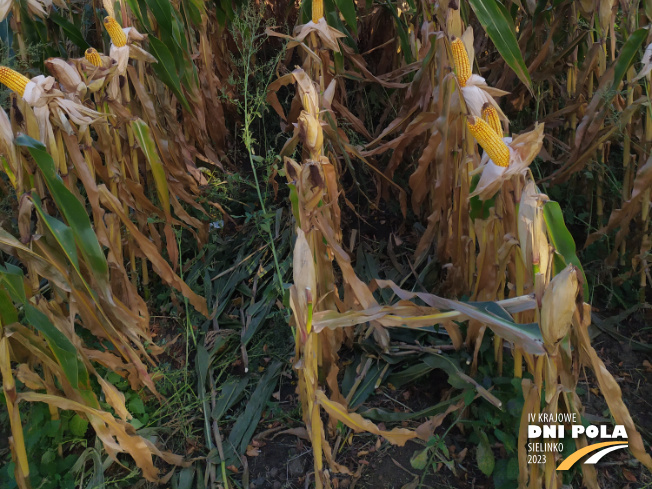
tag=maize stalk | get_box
[451,38,471,87]
[467,116,510,167]
[104,16,127,48]
[85,48,103,67]
[482,103,502,137]
[0,67,30,97]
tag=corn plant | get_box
[0,7,213,486]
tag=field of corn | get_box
[0,0,651,487]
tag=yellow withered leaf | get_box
[17,392,189,481]
[97,185,208,317]
[0,338,29,478]
[315,390,417,446]
[15,364,45,390]
[97,375,132,421]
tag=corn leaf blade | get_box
[468,0,532,92]
[15,135,110,296]
[131,119,170,216]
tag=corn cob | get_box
[0,67,31,97]
[451,38,471,87]
[312,0,323,23]
[85,48,103,67]
[467,116,510,167]
[103,17,127,48]
[482,103,503,137]
[103,0,115,18]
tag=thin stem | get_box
[241,28,284,295]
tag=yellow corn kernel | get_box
[482,103,503,136]
[451,38,471,87]
[0,67,31,97]
[103,17,127,48]
[467,116,510,168]
[85,48,102,67]
[312,0,323,23]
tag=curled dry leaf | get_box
[315,390,417,446]
[575,304,652,471]
[18,392,190,482]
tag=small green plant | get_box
[228,2,287,294]
[0,402,84,489]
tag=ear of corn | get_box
[312,0,323,23]
[0,67,31,97]
[467,116,510,167]
[102,0,115,18]
[451,38,471,87]
[85,48,102,67]
[104,16,127,47]
[482,103,503,137]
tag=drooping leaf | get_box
[31,195,79,271]
[147,36,191,111]
[15,135,110,297]
[613,28,647,89]
[468,0,532,91]
[24,305,80,389]
[131,119,170,216]
[50,13,90,50]
[542,201,589,298]
[316,390,417,446]
[334,0,357,34]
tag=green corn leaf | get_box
[144,0,173,34]
[468,0,532,92]
[50,13,90,50]
[15,135,110,297]
[131,119,170,216]
[31,194,80,271]
[612,28,647,92]
[335,0,357,34]
[147,36,192,111]
[384,0,414,64]
[124,0,149,29]
[0,263,27,304]
[0,287,18,325]
[542,201,589,298]
[25,304,80,389]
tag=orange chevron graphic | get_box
[556,441,628,470]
